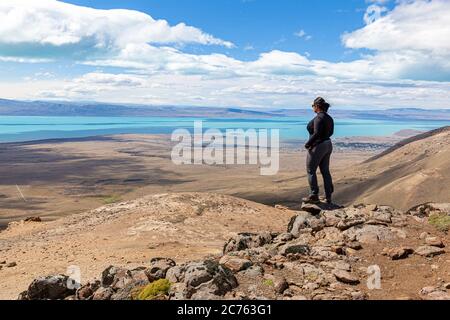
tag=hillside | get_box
[0,193,293,299]
[2,195,448,300]
[335,127,450,210]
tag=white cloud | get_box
[294,29,312,40]
[345,0,450,54]
[0,0,449,109]
[0,0,233,61]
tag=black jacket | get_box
[305,112,334,148]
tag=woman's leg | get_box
[306,148,321,197]
[319,142,334,201]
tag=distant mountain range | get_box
[0,98,449,121]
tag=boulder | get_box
[278,242,310,256]
[223,232,273,254]
[166,265,186,283]
[288,213,326,236]
[333,270,360,285]
[337,218,366,231]
[343,225,398,244]
[240,265,264,277]
[23,275,76,300]
[219,256,252,273]
[382,247,414,260]
[420,286,450,300]
[178,260,238,299]
[147,258,176,281]
[314,227,345,247]
[76,281,101,300]
[92,287,114,300]
[301,203,322,216]
[101,266,134,290]
[414,246,445,257]
[425,237,445,248]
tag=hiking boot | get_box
[302,195,320,204]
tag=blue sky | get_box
[64,0,379,62]
[0,0,449,109]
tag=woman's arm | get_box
[305,116,323,149]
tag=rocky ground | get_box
[14,201,450,300]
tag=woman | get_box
[303,97,335,205]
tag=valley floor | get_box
[0,134,382,229]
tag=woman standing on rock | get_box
[303,97,335,205]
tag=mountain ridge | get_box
[1,98,450,120]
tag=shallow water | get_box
[0,116,448,143]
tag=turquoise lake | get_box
[0,116,448,143]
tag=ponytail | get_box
[313,97,331,113]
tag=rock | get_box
[274,277,289,294]
[219,256,252,273]
[307,217,327,232]
[366,204,378,212]
[419,232,429,240]
[24,217,42,222]
[147,258,176,281]
[301,203,322,216]
[383,247,414,260]
[333,270,360,285]
[420,286,450,300]
[169,283,188,300]
[240,265,264,277]
[279,242,310,256]
[287,212,311,237]
[183,260,238,298]
[273,232,294,243]
[425,237,445,248]
[370,212,392,224]
[223,232,273,254]
[425,291,450,300]
[310,246,340,260]
[92,287,114,300]
[6,262,17,268]
[322,212,341,227]
[17,291,29,300]
[288,213,326,236]
[343,225,398,244]
[444,283,450,290]
[351,291,367,300]
[101,266,134,290]
[315,227,345,246]
[337,219,365,231]
[111,281,150,300]
[320,261,351,272]
[130,267,150,283]
[166,265,185,283]
[346,241,363,250]
[24,275,76,300]
[415,246,445,257]
[76,281,101,300]
[0,260,6,264]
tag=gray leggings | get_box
[306,140,334,199]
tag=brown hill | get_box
[0,193,293,299]
[335,126,450,211]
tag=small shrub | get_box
[429,214,450,232]
[263,279,274,287]
[136,279,171,300]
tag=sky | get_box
[0,0,449,109]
